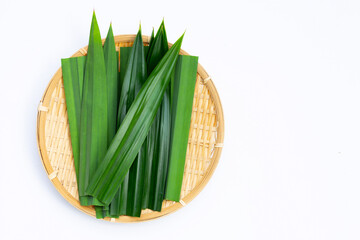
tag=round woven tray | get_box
[36,35,224,222]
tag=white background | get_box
[1,0,360,239]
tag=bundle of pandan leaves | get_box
[61,12,198,219]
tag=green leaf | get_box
[108,46,133,218]
[142,21,169,210]
[94,24,119,217]
[61,56,86,187]
[165,55,198,202]
[85,33,184,206]
[104,24,119,143]
[143,21,171,211]
[79,11,108,206]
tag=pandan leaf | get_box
[61,56,86,187]
[143,21,172,211]
[108,46,133,218]
[94,23,119,218]
[85,34,184,205]
[79,11,108,206]
[165,55,198,202]
[142,21,169,210]
[104,23,119,144]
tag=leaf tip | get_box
[91,9,98,24]
[107,23,114,38]
[175,32,185,46]
[160,19,166,30]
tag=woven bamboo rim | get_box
[36,35,224,222]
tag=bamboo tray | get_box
[36,35,224,222]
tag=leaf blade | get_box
[61,56,86,184]
[79,12,108,206]
[142,22,169,210]
[165,55,198,202]
[104,24,119,143]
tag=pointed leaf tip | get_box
[91,10,98,24]
[106,23,114,38]
[160,20,165,29]
[180,32,185,39]
[173,33,185,47]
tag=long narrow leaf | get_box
[79,12,108,206]
[127,43,150,213]
[86,34,184,205]
[95,24,118,218]
[165,55,198,202]
[104,24,119,143]
[142,22,169,210]
[61,56,86,186]
[108,46,132,217]
[146,21,173,211]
